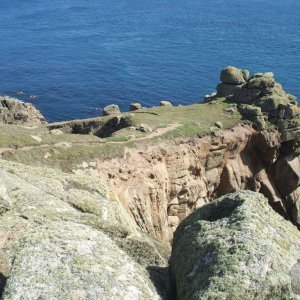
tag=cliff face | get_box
[81,124,300,244]
[0,67,300,299]
[0,96,46,126]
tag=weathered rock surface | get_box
[0,96,46,126]
[238,104,266,130]
[160,101,173,107]
[170,190,300,299]
[0,159,165,299]
[86,124,300,244]
[216,68,300,142]
[220,66,249,85]
[3,222,160,300]
[130,102,143,111]
[217,82,243,97]
[102,104,121,116]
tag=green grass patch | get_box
[0,98,242,170]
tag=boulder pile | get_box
[216,66,299,141]
[217,66,249,97]
[0,96,46,126]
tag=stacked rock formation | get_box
[216,66,299,142]
[217,66,249,97]
[0,96,46,126]
[170,191,300,299]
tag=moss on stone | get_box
[170,191,300,300]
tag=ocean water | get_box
[0,0,299,122]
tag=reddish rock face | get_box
[0,97,46,126]
[91,124,299,244]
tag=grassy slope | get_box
[0,99,242,171]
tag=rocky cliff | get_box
[81,122,299,245]
[0,96,46,126]
[0,67,299,299]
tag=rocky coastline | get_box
[0,66,300,299]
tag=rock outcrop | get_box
[0,66,299,299]
[102,104,121,116]
[170,191,300,299]
[0,96,46,126]
[216,67,300,142]
[216,66,249,97]
[0,159,166,299]
[81,124,300,244]
[130,102,143,111]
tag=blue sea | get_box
[0,0,299,122]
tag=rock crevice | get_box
[86,124,300,244]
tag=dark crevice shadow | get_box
[147,266,176,300]
[0,273,7,298]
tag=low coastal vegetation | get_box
[0,98,241,170]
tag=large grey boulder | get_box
[130,102,143,111]
[216,83,243,97]
[247,73,276,93]
[220,66,248,85]
[3,222,160,300]
[0,159,165,299]
[0,96,46,126]
[170,191,300,300]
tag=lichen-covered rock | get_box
[170,191,300,300]
[0,96,46,126]
[247,73,276,92]
[216,67,299,142]
[0,179,11,214]
[0,159,136,231]
[220,66,248,85]
[0,159,166,299]
[238,104,266,130]
[259,96,289,113]
[2,222,160,300]
[216,83,243,97]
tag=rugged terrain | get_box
[0,66,300,299]
[170,191,300,299]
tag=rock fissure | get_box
[77,123,300,244]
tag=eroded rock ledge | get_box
[83,123,299,244]
[0,96,46,126]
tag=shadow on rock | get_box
[0,273,7,297]
[147,266,175,300]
